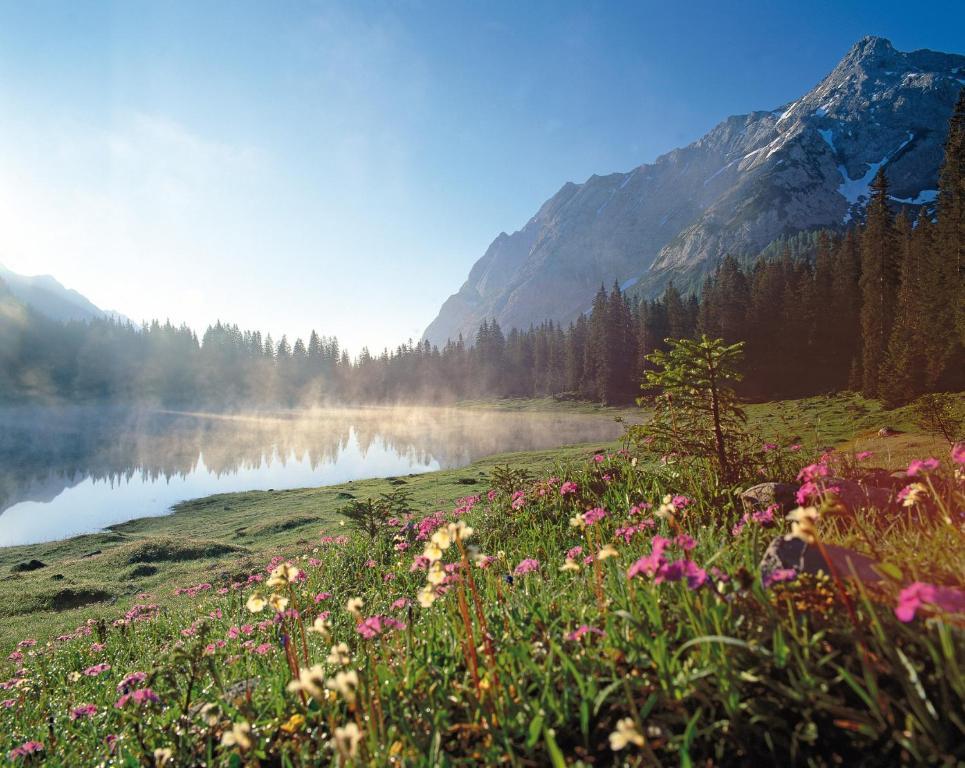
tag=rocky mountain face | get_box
[423,37,965,347]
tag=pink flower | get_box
[513,558,540,576]
[83,663,111,677]
[796,462,829,483]
[314,592,332,603]
[511,490,526,510]
[566,624,604,642]
[671,495,692,509]
[906,458,940,477]
[582,507,607,526]
[16,639,36,649]
[487,489,497,502]
[1,699,16,709]
[895,582,965,622]
[254,643,273,656]
[70,704,97,721]
[356,615,406,639]
[566,545,583,560]
[7,651,22,663]
[626,536,670,579]
[8,741,43,760]
[762,442,778,453]
[674,534,696,551]
[391,598,411,611]
[952,443,965,465]
[788,444,802,452]
[560,481,578,496]
[365,559,377,568]
[116,672,147,692]
[593,454,606,463]
[855,450,873,461]
[114,688,159,709]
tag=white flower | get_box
[327,643,350,666]
[325,669,359,703]
[332,721,363,759]
[346,597,364,619]
[609,718,644,750]
[221,721,253,751]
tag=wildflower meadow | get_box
[2,427,963,766]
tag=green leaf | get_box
[874,562,903,581]
[527,713,544,749]
[543,728,567,768]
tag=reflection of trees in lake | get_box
[0,406,623,512]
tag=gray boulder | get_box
[740,482,799,514]
[760,535,882,585]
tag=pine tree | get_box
[859,168,898,396]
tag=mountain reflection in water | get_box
[0,405,624,546]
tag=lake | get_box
[0,405,625,547]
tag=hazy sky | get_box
[0,1,962,354]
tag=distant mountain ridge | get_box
[0,264,126,324]
[423,36,965,347]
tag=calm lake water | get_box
[0,405,624,547]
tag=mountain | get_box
[0,265,126,324]
[423,36,965,347]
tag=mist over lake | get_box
[0,405,623,546]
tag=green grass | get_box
[0,394,962,765]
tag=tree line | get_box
[2,93,962,408]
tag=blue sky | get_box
[0,1,962,353]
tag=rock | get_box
[740,482,799,513]
[11,559,47,573]
[81,550,102,558]
[822,477,892,511]
[760,536,882,584]
[858,468,908,491]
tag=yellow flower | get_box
[326,642,351,666]
[609,718,644,750]
[221,722,252,751]
[346,597,364,619]
[280,713,305,734]
[332,722,363,759]
[427,563,446,585]
[153,747,174,766]
[268,593,289,613]
[569,513,586,529]
[597,545,619,561]
[287,664,326,699]
[267,562,300,589]
[325,669,359,704]
[246,592,267,613]
[417,585,437,607]
[424,542,443,562]
[559,558,581,572]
